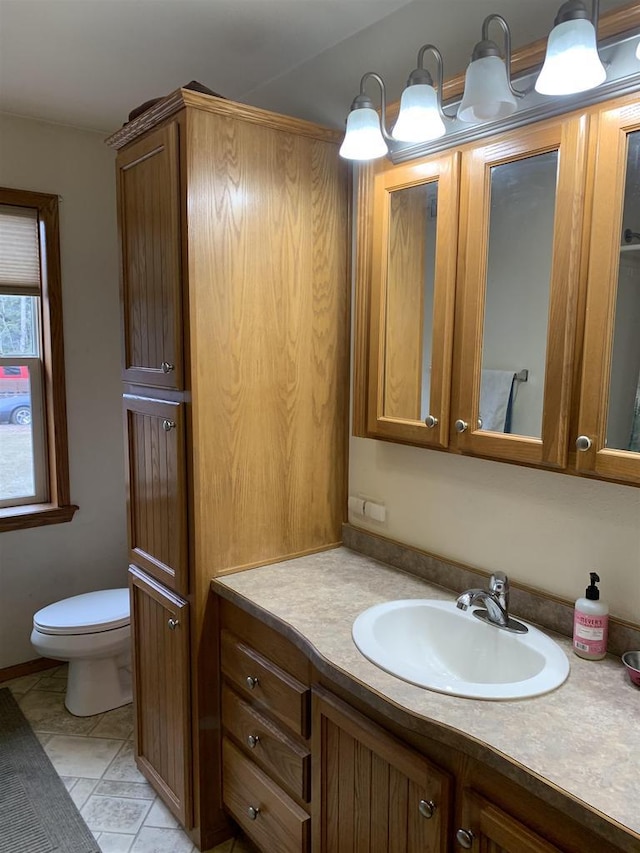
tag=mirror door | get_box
[577,96,640,484]
[453,116,587,467]
[367,151,459,447]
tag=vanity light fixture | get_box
[535,0,606,95]
[392,45,447,142]
[339,72,390,160]
[458,15,526,123]
[340,0,638,162]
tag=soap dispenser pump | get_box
[572,572,609,660]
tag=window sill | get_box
[0,503,79,533]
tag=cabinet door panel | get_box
[312,687,450,853]
[129,566,191,827]
[454,116,587,468]
[577,96,640,484]
[367,151,459,448]
[460,791,561,853]
[124,395,188,595]
[117,122,183,389]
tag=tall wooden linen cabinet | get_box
[106,89,350,850]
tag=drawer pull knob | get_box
[247,805,260,821]
[246,676,259,690]
[162,419,176,432]
[454,419,468,433]
[167,618,179,630]
[418,799,436,819]
[161,361,175,374]
[247,734,260,749]
[424,414,438,429]
[456,828,475,849]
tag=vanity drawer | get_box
[222,684,311,802]
[221,630,310,737]
[223,738,310,853]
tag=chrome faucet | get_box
[456,572,528,634]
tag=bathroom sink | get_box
[352,599,569,700]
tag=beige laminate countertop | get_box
[212,547,640,849]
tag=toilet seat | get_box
[33,589,129,636]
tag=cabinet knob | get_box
[167,618,179,630]
[247,805,260,821]
[246,676,259,690]
[162,419,176,432]
[418,799,436,819]
[161,361,175,374]
[454,419,468,433]
[576,435,592,452]
[456,828,475,849]
[247,734,260,749]
[424,414,438,429]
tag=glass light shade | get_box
[339,108,388,160]
[535,18,606,95]
[458,55,518,123]
[392,84,446,142]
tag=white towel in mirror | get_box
[480,369,516,432]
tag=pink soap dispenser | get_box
[572,572,609,660]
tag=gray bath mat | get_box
[0,687,99,853]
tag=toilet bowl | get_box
[31,589,132,717]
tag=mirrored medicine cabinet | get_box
[577,101,640,484]
[354,92,640,486]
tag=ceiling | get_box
[0,0,631,134]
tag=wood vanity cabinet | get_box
[218,598,312,853]
[355,91,640,486]
[458,791,563,853]
[108,87,349,850]
[312,687,451,853]
[215,597,630,853]
[454,767,627,853]
[311,687,597,853]
[129,567,191,826]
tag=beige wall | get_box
[349,435,640,624]
[0,113,127,669]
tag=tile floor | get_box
[1,666,254,853]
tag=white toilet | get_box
[31,589,132,717]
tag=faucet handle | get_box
[489,572,509,607]
[489,571,508,591]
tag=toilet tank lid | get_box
[33,589,130,635]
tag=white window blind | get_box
[0,205,40,296]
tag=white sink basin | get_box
[352,599,569,700]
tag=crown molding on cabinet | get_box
[105,88,344,150]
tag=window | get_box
[0,188,77,531]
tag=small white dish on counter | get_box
[352,599,570,700]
